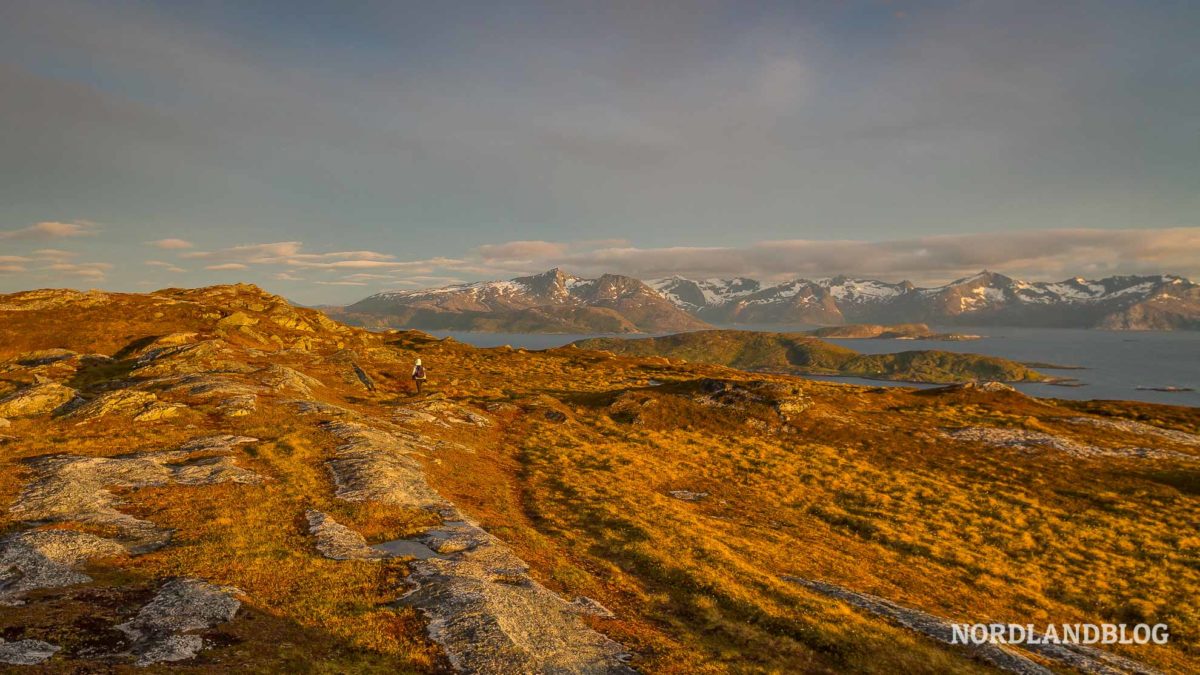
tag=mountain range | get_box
[330,269,1200,332]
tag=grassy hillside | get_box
[0,285,1194,673]
[572,330,1049,383]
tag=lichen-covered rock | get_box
[216,311,258,328]
[305,510,385,560]
[257,364,324,397]
[0,638,60,665]
[116,578,241,666]
[0,382,78,417]
[396,399,493,427]
[14,348,77,366]
[64,389,183,422]
[0,530,126,604]
[320,420,634,674]
[11,436,260,551]
[943,426,1192,461]
[216,393,257,418]
[322,421,444,509]
[1067,416,1200,447]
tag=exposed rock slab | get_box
[257,364,325,397]
[395,398,494,427]
[10,435,260,551]
[319,416,634,673]
[322,421,445,510]
[0,638,60,665]
[116,578,241,666]
[1067,417,1200,447]
[0,382,78,418]
[305,510,385,560]
[64,389,183,422]
[783,576,1161,675]
[0,529,125,605]
[943,427,1193,461]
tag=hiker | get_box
[411,358,428,394]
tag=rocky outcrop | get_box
[14,348,78,366]
[394,398,494,427]
[116,578,241,666]
[1066,417,1200,447]
[258,364,325,397]
[322,421,445,509]
[943,427,1193,461]
[319,414,635,673]
[0,638,60,665]
[0,382,79,417]
[305,510,386,561]
[64,389,183,422]
[784,576,1051,675]
[10,435,260,551]
[783,576,1161,675]
[0,529,126,605]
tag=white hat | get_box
[415,358,422,366]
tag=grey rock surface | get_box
[305,510,385,561]
[0,638,60,665]
[0,530,125,604]
[116,578,241,666]
[320,413,635,674]
[784,576,1161,675]
[10,435,260,551]
[943,427,1193,461]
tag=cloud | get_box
[0,220,94,240]
[272,272,303,281]
[148,238,193,249]
[476,241,571,262]
[47,261,112,279]
[467,228,1200,284]
[146,260,186,273]
[32,248,77,261]
[181,241,467,275]
[315,280,367,286]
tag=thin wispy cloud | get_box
[47,261,112,280]
[0,220,94,240]
[148,238,193,249]
[146,260,186,273]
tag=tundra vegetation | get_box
[0,284,1195,673]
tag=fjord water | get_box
[427,327,1200,407]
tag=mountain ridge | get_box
[332,269,1199,332]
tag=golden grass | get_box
[1,285,1196,673]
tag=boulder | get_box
[0,382,78,417]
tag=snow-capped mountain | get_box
[650,271,1200,329]
[333,269,1199,332]
[340,268,708,333]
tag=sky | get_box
[1,0,1198,304]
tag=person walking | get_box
[411,358,428,394]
